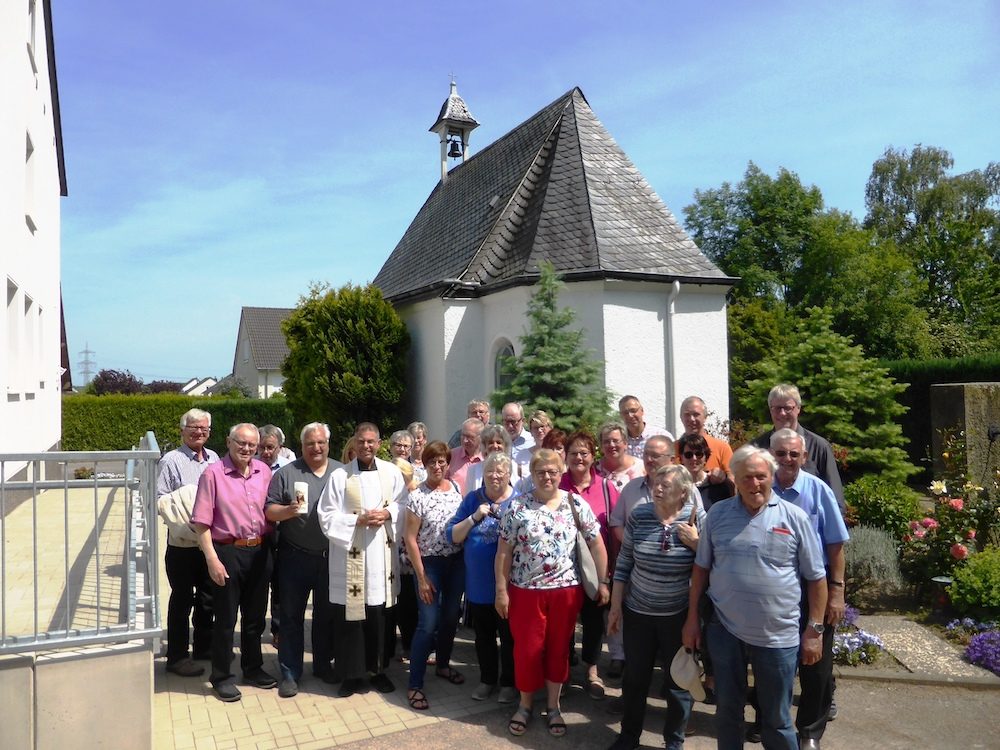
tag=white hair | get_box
[180,408,211,429]
[300,422,331,444]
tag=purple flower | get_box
[965,632,1000,676]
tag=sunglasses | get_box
[661,525,673,551]
[774,450,801,458]
[682,451,705,459]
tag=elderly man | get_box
[618,395,673,459]
[678,395,733,484]
[752,384,846,514]
[156,408,219,677]
[317,422,405,697]
[258,425,293,470]
[683,445,826,750]
[501,402,535,466]
[191,424,276,702]
[447,399,491,448]
[448,417,485,494]
[265,422,342,698]
[771,429,849,750]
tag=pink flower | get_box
[949,498,964,511]
[909,520,922,531]
[920,517,939,530]
[950,543,969,560]
[902,534,912,542]
[966,529,977,540]
[913,528,926,539]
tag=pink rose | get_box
[966,529,977,540]
[949,498,964,511]
[913,528,926,539]
[950,543,969,560]
[920,517,939,530]
[909,520,921,531]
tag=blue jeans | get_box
[708,618,798,750]
[408,553,465,689]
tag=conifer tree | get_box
[743,307,917,482]
[491,262,612,433]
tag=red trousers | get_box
[507,584,584,692]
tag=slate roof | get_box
[429,81,480,131]
[235,307,294,371]
[374,87,734,303]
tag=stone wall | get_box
[931,382,1000,493]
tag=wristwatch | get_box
[808,621,825,634]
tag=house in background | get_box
[180,376,218,396]
[374,86,735,440]
[1,0,68,464]
[231,306,293,398]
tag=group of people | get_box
[155,385,848,750]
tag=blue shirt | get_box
[772,471,849,566]
[446,488,513,604]
[695,495,825,648]
[156,443,219,498]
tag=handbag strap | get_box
[601,478,612,520]
[566,491,583,531]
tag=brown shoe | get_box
[166,658,204,677]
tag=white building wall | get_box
[441,299,483,436]
[398,299,447,439]
[1,0,64,457]
[670,285,730,433]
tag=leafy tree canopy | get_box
[281,282,409,448]
[91,368,143,395]
[491,262,612,433]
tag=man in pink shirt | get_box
[447,418,484,494]
[192,423,275,702]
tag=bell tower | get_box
[429,79,479,183]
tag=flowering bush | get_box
[948,547,1000,617]
[965,631,1000,676]
[945,617,999,643]
[899,477,1000,585]
[832,630,885,666]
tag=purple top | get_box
[191,455,273,541]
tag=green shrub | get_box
[949,547,1000,617]
[62,395,297,454]
[845,475,921,538]
[846,524,903,586]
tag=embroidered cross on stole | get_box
[343,463,399,621]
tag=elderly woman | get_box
[607,465,704,750]
[678,433,734,510]
[446,452,518,704]
[389,430,414,461]
[466,424,514,491]
[496,449,610,738]
[528,411,553,452]
[403,441,467,711]
[514,428,568,496]
[560,430,620,699]
[407,422,428,484]
[597,422,645,492]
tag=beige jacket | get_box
[156,484,200,548]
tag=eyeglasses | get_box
[770,404,798,413]
[502,417,522,426]
[569,451,591,458]
[533,469,560,478]
[682,451,705,459]
[661,525,672,551]
[232,440,258,450]
[185,425,211,433]
[391,442,412,448]
[774,450,801,458]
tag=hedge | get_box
[881,354,1000,476]
[62,394,297,454]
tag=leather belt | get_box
[217,536,262,548]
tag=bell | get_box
[448,139,463,158]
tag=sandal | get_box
[407,688,429,710]
[508,705,532,736]
[547,708,567,738]
[435,667,465,685]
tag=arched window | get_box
[494,341,515,391]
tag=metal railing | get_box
[0,432,162,654]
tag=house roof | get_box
[44,0,67,196]
[235,307,294,371]
[429,81,480,132]
[374,87,735,303]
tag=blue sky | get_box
[55,1,999,384]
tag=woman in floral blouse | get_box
[403,440,466,711]
[496,448,610,739]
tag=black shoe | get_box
[800,739,821,749]
[213,681,242,702]
[166,658,204,677]
[370,673,396,694]
[338,677,363,698]
[827,699,838,721]
[278,678,298,698]
[243,669,278,689]
[703,686,717,705]
[745,721,762,744]
[606,696,625,715]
